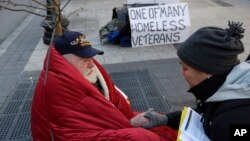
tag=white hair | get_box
[62,54,98,83]
[63,54,110,100]
[63,54,78,64]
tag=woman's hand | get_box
[130,108,168,129]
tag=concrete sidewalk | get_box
[0,0,249,122]
[24,0,250,73]
[22,0,250,110]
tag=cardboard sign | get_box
[127,0,180,4]
[128,3,190,47]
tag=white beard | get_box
[63,54,98,84]
[83,66,98,84]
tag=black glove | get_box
[142,108,168,129]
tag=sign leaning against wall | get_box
[128,3,190,47]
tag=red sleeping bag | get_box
[31,44,177,141]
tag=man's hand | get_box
[130,112,149,127]
[142,108,168,129]
[130,108,168,129]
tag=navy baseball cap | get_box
[54,31,104,58]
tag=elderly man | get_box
[31,31,177,141]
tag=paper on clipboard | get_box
[177,107,211,141]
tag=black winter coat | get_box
[167,73,250,141]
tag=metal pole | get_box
[47,0,52,16]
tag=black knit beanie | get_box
[177,21,245,75]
